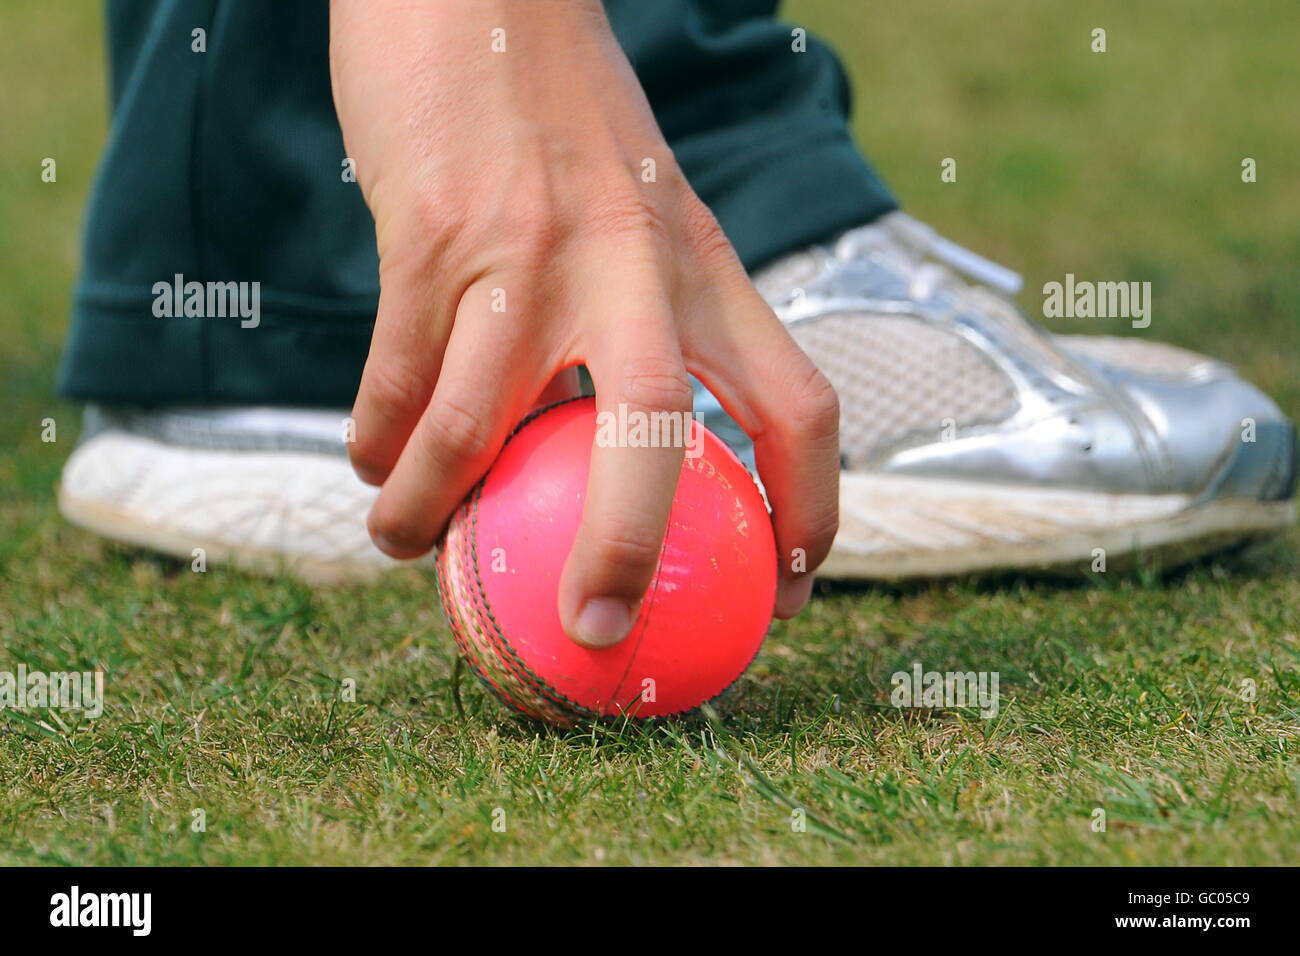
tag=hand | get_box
[330,0,839,647]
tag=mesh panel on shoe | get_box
[790,312,1018,468]
[1054,334,1215,377]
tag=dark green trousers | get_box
[59,0,896,406]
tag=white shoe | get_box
[57,406,427,582]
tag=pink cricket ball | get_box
[435,396,777,725]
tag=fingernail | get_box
[574,597,635,648]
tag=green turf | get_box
[1,0,1297,865]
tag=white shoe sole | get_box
[60,432,1293,585]
[57,432,427,584]
[825,472,1295,579]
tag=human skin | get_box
[330,0,839,648]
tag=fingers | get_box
[558,313,693,649]
[366,280,554,558]
[356,178,833,636]
[686,283,840,619]
[348,259,452,486]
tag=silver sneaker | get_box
[697,211,1297,578]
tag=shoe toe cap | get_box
[1117,368,1294,501]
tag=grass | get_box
[1,0,1297,864]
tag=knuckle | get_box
[486,167,568,262]
[504,199,566,260]
[362,357,429,423]
[786,365,840,439]
[587,189,671,249]
[422,394,494,462]
[406,193,469,255]
[680,199,735,268]
[592,527,666,581]
[617,356,694,413]
[409,194,443,237]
